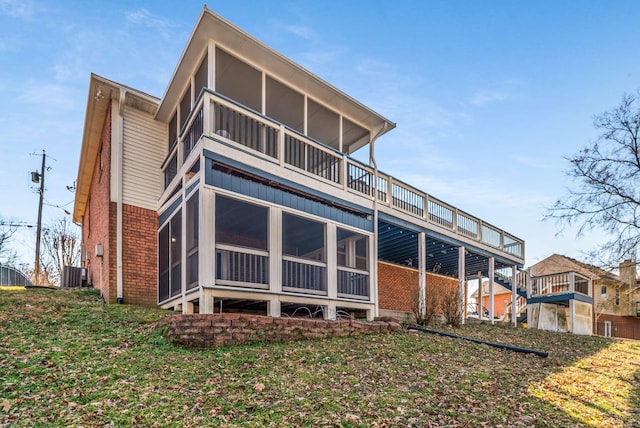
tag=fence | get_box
[0,264,32,286]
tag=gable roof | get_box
[155,6,395,152]
[73,74,160,224]
[529,254,619,282]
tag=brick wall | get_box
[378,261,459,314]
[162,313,402,348]
[595,314,640,340]
[83,104,113,302]
[121,204,157,306]
[378,262,419,312]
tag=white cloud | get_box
[52,56,85,82]
[0,0,35,20]
[125,8,175,40]
[470,89,511,106]
[284,24,314,40]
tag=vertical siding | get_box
[122,105,166,210]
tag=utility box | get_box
[62,266,84,288]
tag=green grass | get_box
[1,288,639,427]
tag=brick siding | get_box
[595,314,640,340]
[162,313,402,348]
[82,104,158,306]
[121,204,158,306]
[83,104,113,302]
[378,261,458,314]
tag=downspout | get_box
[370,122,390,318]
[116,89,126,304]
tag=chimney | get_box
[619,260,637,287]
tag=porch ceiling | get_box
[378,221,513,279]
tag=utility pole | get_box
[32,150,46,285]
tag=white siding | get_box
[122,105,166,209]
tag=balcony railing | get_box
[530,271,591,298]
[282,257,327,295]
[165,89,524,261]
[215,245,269,288]
[337,268,369,299]
[495,267,528,296]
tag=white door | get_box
[604,321,612,337]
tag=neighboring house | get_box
[471,280,511,319]
[528,254,640,338]
[72,7,525,321]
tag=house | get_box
[72,6,525,322]
[527,254,640,338]
[470,279,512,319]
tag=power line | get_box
[0,223,37,228]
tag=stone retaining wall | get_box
[161,313,403,348]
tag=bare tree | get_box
[0,217,18,265]
[547,91,640,267]
[40,217,81,285]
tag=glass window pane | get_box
[337,228,368,270]
[283,213,325,262]
[215,195,267,250]
[158,225,169,301]
[186,191,199,289]
[179,86,191,130]
[187,192,199,251]
[171,212,182,264]
[170,211,182,297]
[168,113,177,149]
[194,53,208,96]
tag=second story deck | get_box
[161,89,524,265]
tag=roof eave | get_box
[155,6,395,137]
[73,74,160,225]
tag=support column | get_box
[569,299,575,334]
[327,303,337,320]
[327,223,337,300]
[418,232,426,319]
[268,297,281,318]
[488,257,495,325]
[511,265,518,327]
[476,271,482,320]
[184,301,194,314]
[269,208,282,294]
[458,246,466,325]
[464,279,469,320]
[526,268,532,327]
[199,189,215,314]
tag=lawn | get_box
[1,288,639,427]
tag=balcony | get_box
[164,89,524,263]
[530,271,592,299]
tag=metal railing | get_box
[495,267,528,296]
[337,268,369,299]
[282,257,327,294]
[183,106,204,161]
[212,100,279,159]
[215,246,269,287]
[284,132,341,183]
[530,271,591,298]
[0,264,32,287]
[165,89,524,261]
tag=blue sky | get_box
[1,0,639,268]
